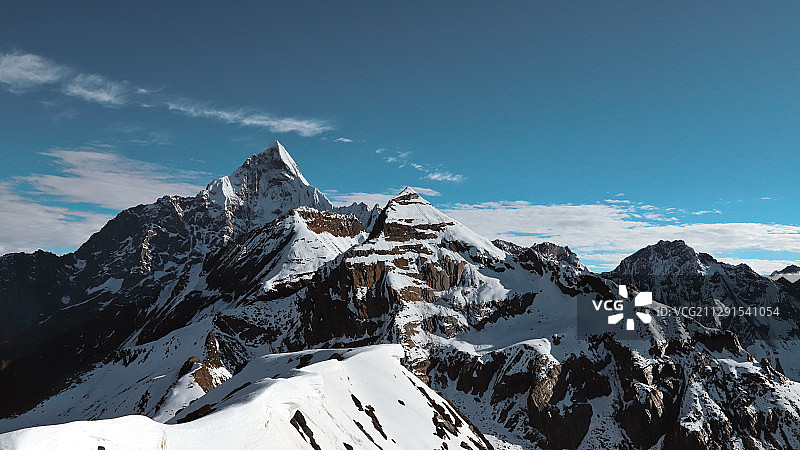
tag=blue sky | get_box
[1,1,799,272]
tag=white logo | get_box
[593,285,653,331]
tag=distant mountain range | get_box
[2,142,800,449]
[770,265,800,283]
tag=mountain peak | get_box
[240,140,309,186]
[607,239,703,277]
[365,186,504,260]
[388,186,433,208]
[382,187,440,225]
[201,142,332,236]
[772,264,800,276]
[635,239,696,257]
[770,264,800,282]
[531,242,579,263]
[398,186,418,196]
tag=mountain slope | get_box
[0,345,492,450]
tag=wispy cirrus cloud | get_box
[63,73,129,106]
[18,147,206,210]
[0,53,69,93]
[333,137,353,143]
[0,51,332,136]
[427,171,464,182]
[380,150,465,183]
[164,100,332,137]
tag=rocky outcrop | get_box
[295,208,364,237]
[189,332,231,393]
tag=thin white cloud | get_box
[333,137,353,143]
[441,201,800,274]
[0,182,113,255]
[19,147,205,210]
[0,52,332,137]
[63,73,128,106]
[164,100,332,137]
[380,150,465,183]
[0,53,68,93]
[427,171,464,182]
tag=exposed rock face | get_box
[296,208,364,237]
[2,145,800,450]
[333,201,382,234]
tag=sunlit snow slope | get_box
[0,345,491,450]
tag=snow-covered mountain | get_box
[2,143,800,449]
[604,240,800,350]
[0,345,492,450]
